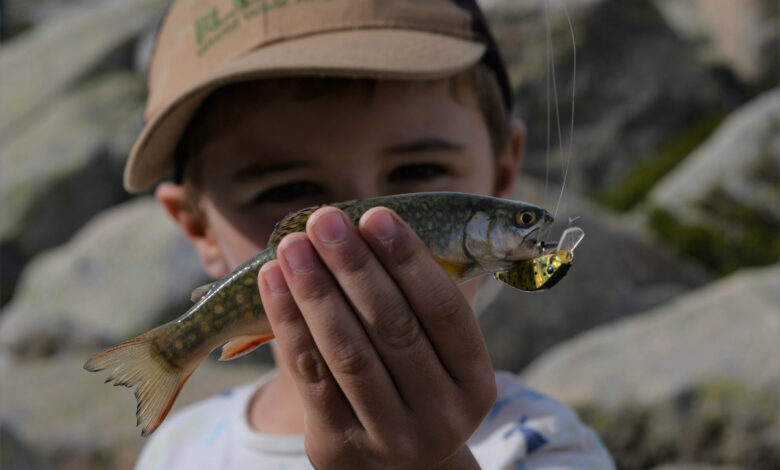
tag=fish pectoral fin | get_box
[83,325,198,437]
[190,282,216,302]
[219,334,274,361]
[432,255,471,280]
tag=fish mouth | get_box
[532,212,557,254]
[521,225,549,257]
[539,239,559,254]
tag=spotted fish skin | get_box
[494,250,573,291]
[84,192,553,436]
[151,249,274,367]
[272,192,553,277]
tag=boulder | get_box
[645,88,780,274]
[520,263,780,408]
[652,465,748,470]
[0,72,144,306]
[475,177,713,372]
[0,424,48,470]
[576,380,780,470]
[654,0,778,84]
[487,0,740,197]
[0,197,210,358]
[4,1,107,29]
[0,352,267,470]
[0,72,143,254]
[647,88,779,221]
[0,0,167,139]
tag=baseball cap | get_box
[124,0,513,192]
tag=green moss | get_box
[597,115,724,211]
[576,381,780,470]
[648,203,780,275]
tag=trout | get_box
[85,192,553,436]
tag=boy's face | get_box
[158,78,523,280]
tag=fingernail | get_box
[282,238,316,273]
[260,263,288,294]
[312,211,347,244]
[364,210,397,241]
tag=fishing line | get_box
[552,0,577,221]
[543,0,552,207]
[540,0,578,243]
[544,0,564,217]
[541,0,560,242]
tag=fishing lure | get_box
[494,226,584,291]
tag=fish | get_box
[84,192,553,436]
[494,226,584,291]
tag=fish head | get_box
[464,201,553,271]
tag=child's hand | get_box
[258,206,497,470]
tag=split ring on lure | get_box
[494,227,585,291]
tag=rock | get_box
[0,72,144,305]
[654,0,777,84]
[645,88,780,274]
[475,177,713,372]
[652,465,748,470]
[0,423,49,470]
[520,264,780,408]
[0,352,268,470]
[0,0,168,140]
[4,1,106,29]
[488,0,739,197]
[647,88,779,221]
[577,380,780,470]
[0,197,210,358]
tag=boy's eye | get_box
[253,181,323,203]
[387,164,447,182]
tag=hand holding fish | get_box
[258,206,494,469]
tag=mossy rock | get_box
[0,0,168,139]
[576,381,780,470]
[648,197,780,275]
[642,88,780,274]
[489,0,733,196]
[597,115,724,211]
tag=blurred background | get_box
[0,0,777,469]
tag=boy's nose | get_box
[333,181,381,202]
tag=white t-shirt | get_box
[135,371,614,469]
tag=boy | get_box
[129,0,614,468]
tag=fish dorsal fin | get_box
[268,205,323,246]
[190,282,216,302]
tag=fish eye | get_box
[516,211,537,226]
[547,264,555,274]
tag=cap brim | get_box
[125,28,486,192]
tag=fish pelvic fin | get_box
[218,333,275,361]
[83,327,198,437]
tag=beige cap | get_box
[125,0,502,192]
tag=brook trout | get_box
[85,192,553,436]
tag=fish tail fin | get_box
[84,327,197,437]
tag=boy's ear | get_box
[492,120,525,199]
[156,182,229,279]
